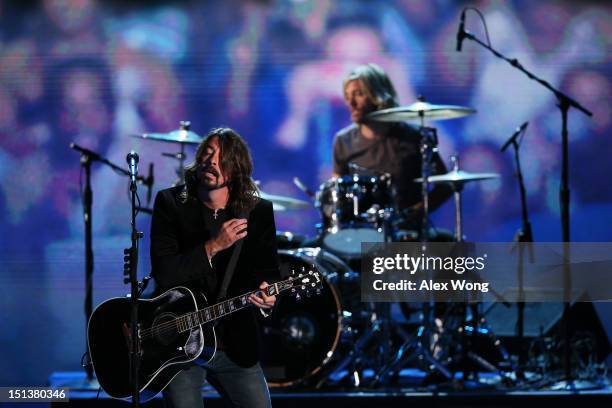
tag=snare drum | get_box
[316,174,394,258]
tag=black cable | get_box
[465,7,492,47]
[135,190,141,218]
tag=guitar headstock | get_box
[275,265,323,300]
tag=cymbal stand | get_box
[161,121,191,185]
[162,146,186,186]
[446,155,473,382]
[444,156,515,385]
[371,120,455,387]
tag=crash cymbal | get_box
[414,170,499,185]
[259,191,311,211]
[131,121,203,144]
[366,101,476,123]
[131,129,203,144]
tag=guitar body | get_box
[87,286,216,401]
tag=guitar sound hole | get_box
[152,313,180,346]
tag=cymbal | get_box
[366,101,476,122]
[259,191,311,211]
[131,129,203,144]
[414,170,499,185]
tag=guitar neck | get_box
[177,281,288,333]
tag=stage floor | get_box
[48,370,612,408]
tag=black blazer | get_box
[150,185,280,366]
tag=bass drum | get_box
[259,248,355,387]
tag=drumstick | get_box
[293,177,315,198]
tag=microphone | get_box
[456,9,466,52]
[293,177,315,198]
[500,121,529,152]
[126,151,139,184]
[69,143,102,161]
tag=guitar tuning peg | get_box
[301,266,305,272]
[295,293,301,301]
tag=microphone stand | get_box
[125,155,144,407]
[460,27,592,387]
[69,143,153,384]
[77,149,95,382]
[502,126,533,380]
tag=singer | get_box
[150,127,280,408]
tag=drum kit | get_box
[132,98,510,389]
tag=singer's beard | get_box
[201,181,228,191]
[199,172,228,191]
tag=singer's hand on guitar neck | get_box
[248,281,276,310]
[204,218,247,259]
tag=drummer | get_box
[333,63,452,230]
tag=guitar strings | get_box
[138,274,313,340]
[138,283,286,339]
[138,287,271,339]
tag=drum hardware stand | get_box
[163,121,191,185]
[415,104,438,243]
[162,150,187,185]
[69,143,153,382]
[415,113,444,380]
[501,121,534,381]
[315,310,388,388]
[448,156,464,242]
[372,154,513,387]
[371,124,455,388]
[458,10,593,388]
[315,208,397,389]
[442,301,516,386]
[440,155,515,385]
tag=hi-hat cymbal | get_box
[259,191,311,211]
[414,170,499,185]
[366,101,476,123]
[131,128,203,144]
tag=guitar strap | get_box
[216,209,250,302]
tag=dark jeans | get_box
[162,351,272,408]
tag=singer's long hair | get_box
[184,128,259,215]
[343,63,399,110]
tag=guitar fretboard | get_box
[176,283,286,333]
